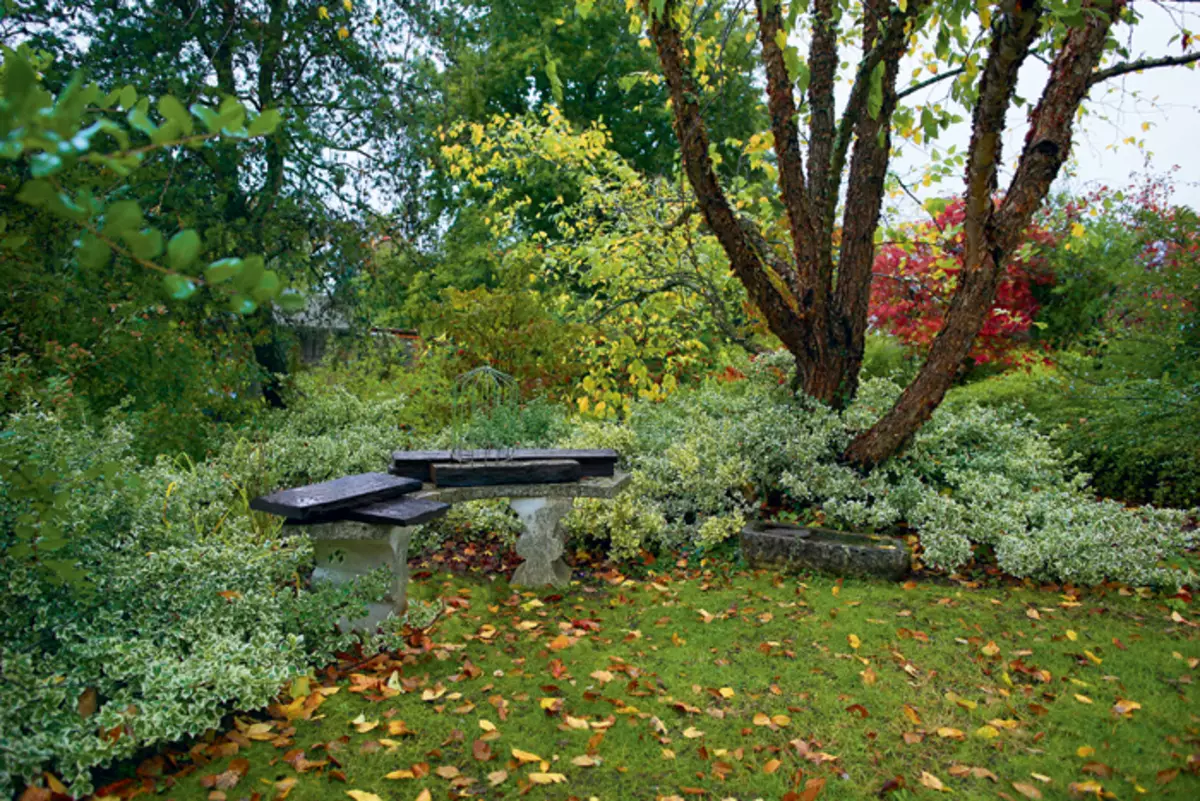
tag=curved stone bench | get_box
[415,472,631,588]
[740,520,910,580]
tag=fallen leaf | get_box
[511,747,542,763]
[528,772,566,784]
[345,792,383,801]
[764,758,782,774]
[1012,781,1043,799]
[920,771,947,791]
[683,726,705,738]
[848,634,861,650]
[936,727,965,740]
[1074,694,1093,704]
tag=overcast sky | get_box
[888,1,1200,214]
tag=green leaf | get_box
[275,290,307,312]
[164,273,197,300]
[247,109,282,137]
[867,61,885,120]
[190,103,222,133]
[119,85,137,110]
[250,269,281,302]
[77,234,111,269]
[167,229,201,271]
[125,227,164,260]
[205,257,243,284]
[15,179,55,207]
[127,107,158,137]
[3,52,37,108]
[158,95,194,136]
[29,152,63,178]
[233,254,265,292]
[229,293,258,315]
[103,200,143,235]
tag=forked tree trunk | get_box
[642,0,1146,467]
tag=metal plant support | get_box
[450,366,520,463]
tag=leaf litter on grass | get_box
[75,566,1200,801]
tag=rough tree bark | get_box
[641,0,1185,467]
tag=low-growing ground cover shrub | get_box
[0,383,416,796]
[560,353,1195,588]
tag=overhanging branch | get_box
[1088,51,1200,85]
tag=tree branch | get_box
[644,0,806,355]
[1089,51,1200,85]
[755,0,819,298]
[896,66,967,101]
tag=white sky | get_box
[888,2,1200,213]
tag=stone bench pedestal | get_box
[305,520,413,631]
[417,472,630,589]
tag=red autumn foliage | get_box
[869,198,1057,365]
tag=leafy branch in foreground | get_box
[0,47,303,314]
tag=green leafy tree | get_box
[635,0,1199,465]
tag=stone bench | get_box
[250,457,629,630]
[251,473,451,629]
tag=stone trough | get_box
[740,520,910,580]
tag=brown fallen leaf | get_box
[487,770,508,786]
[1012,781,1043,799]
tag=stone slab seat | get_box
[249,472,421,520]
[740,520,910,581]
[390,448,618,482]
[253,474,445,632]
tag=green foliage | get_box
[0,382,422,795]
[0,46,290,309]
[560,355,1194,586]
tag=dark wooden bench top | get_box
[250,472,421,521]
[389,448,618,482]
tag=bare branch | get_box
[1088,51,1200,84]
[896,66,967,101]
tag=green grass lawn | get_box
[135,568,1198,801]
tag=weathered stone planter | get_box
[741,520,910,580]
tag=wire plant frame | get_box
[450,366,520,463]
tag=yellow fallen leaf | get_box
[1077,745,1095,758]
[528,772,566,784]
[1074,694,1093,704]
[571,755,600,767]
[981,641,1000,657]
[753,712,771,726]
[902,704,922,725]
[771,714,791,727]
[1112,698,1141,716]
[719,687,735,699]
[848,634,861,650]
[1084,650,1102,665]
[683,726,705,738]
[434,765,459,779]
[346,792,383,801]
[1066,629,1078,641]
[478,719,496,732]
[974,725,1000,739]
[511,748,542,763]
[384,769,415,780]
[920,771,947,791]
[661,748,676,760]
[487,770,507,786]
[415,791,432,801]
[937,727,965,740]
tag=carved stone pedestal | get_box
[307,521,413,631]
